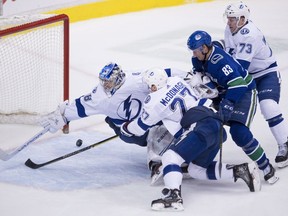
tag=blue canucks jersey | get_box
[192,46,256,103]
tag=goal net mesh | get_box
[0,14,69,125]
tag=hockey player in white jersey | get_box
[223,1,288,168]
[120,68,261,211]
[40,62,184,178]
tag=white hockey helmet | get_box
[142,68,168,91]
[224,1,250,24]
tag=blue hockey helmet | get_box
[99,62,126,96]
[187,30,212,50]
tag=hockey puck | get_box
[76,139,83,147]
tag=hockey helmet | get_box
[224,1,250,24]
[99,62,126,96]
[187,30,212,51]
[142,68,168,91]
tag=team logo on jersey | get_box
[211,54,223,64]
[144,95,151,104]
[117,95,142,121]
[240,28,250,35]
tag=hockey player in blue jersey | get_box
[223,1,288,168]
[120,68,261,211]
[187,30,278,184]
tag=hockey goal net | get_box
[0,14,69,127]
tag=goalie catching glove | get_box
[40,101,68,133]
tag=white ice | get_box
[1,0,288,215]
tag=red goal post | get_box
[0,14,69,133]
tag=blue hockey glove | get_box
[219,99,234,123]
[120,122,134,137]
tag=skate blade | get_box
[276,160,288,168]
[266,175,279,185]
[248,163,261,192]
[151,203,184,211]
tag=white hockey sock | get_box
[188,162,233,180]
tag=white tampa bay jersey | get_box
[128,76,212,137]
[64,70,149,124]
[224,20,278,79]
[64,68,187,125]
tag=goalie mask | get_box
[142,68,168,92]
[99,62,126,96]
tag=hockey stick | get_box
[218,123,223,178]
[0,127,49,161]
[25,134,118,169]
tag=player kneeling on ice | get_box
[120,68,261,211]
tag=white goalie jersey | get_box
[63,68,187,126]
[64,71,148,124]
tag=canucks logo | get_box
[117,95,142,121]
[211,54,223,64]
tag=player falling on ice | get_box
[120,68,261,211]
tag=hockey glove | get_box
[185,71,218,99]
[185,70,203,87]
[40,101,68,133]
[219,99,234,123]
[105,117,120,134]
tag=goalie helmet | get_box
[224,1,250,24]
[99,62,126,96]
[142,68,168,91]
[187,30,212,51]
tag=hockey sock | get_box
[206,161,233,180]
[230,122,270,171]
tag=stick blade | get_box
[25,159,41,169]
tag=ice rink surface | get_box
[1,0,288,215]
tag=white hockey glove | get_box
[185,71,218,99]
[185,70,204,87]
[40,101,68,133]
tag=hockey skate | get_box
[232,162,261,192]
[275,142,288,168]
[264,163,279,184]
[151,188,184,211]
